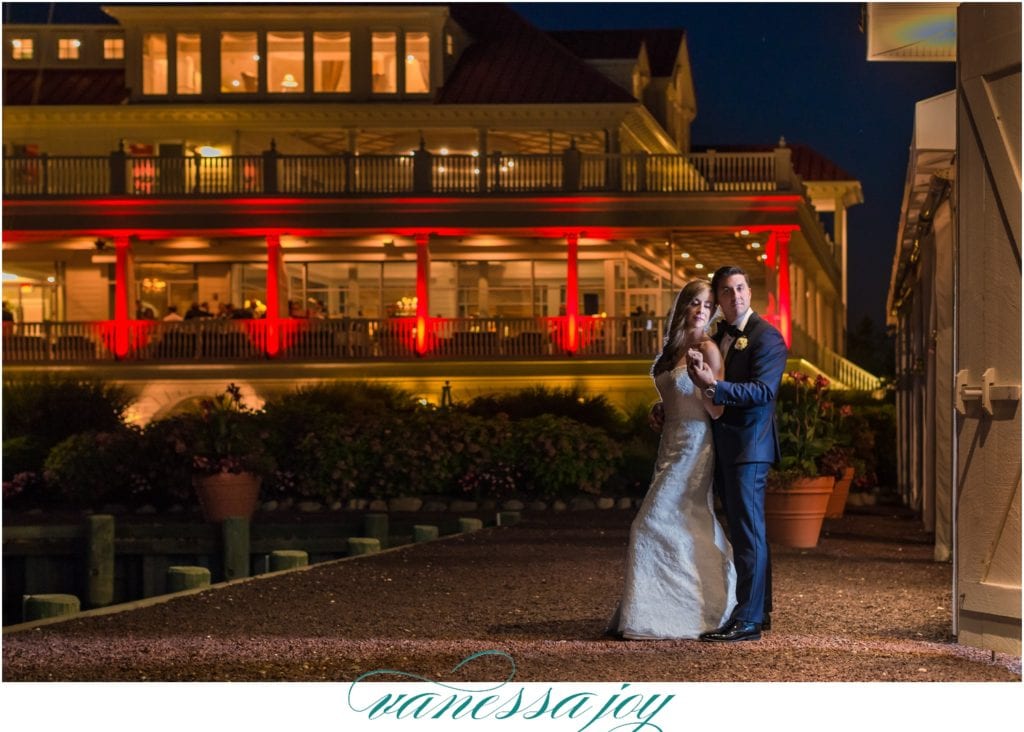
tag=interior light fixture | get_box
[46,276,55,283]
[440,148,449,156]
[197,146,222,157]
[740,229,750,236]
[231,79,241,88]
[695,263,705,270]
[680,252,691,259]
[2,272,18,282]
[280,73,298,88]
[750,242,761,249]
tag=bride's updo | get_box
[651,279,712,377]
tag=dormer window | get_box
[371,32,397,93]
[142,33,168,94]
[221,31,259,93]
[176,33,201,94]
[103,37,125,60]
[313,31,350,93]
[11,38,34,60]
[58,37,82,60]
[268,32,304,93]
[405,32,430,94]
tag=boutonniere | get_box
[734,335,749,351]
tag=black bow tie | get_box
[716,321,743,339]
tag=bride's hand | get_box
[686,348,703,370]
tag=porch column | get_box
[415,233,430,355]
[565,232,579,353]
[775,228,792,348]
[265,233,281,357]
[113,235,132,358]
[835,197,849,349]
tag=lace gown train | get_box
[608,367,736,639]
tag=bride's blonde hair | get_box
[652,279,712,377]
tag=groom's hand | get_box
[648,402,665,433]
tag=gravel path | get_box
[3,506,1019,684]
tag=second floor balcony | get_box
[3,146,799,198]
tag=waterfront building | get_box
[3,3,876,414]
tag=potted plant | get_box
[765,372,837,548]
[182,384,275,522]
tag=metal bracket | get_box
[955,368,1021,416]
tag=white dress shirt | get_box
[720,308,755,360]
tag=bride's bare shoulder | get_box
[697,337,720,355]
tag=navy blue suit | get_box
[711,312,788,624]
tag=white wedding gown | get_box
[608,366,737,639]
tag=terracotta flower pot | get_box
[765,475,835,548]
[825,467,855,519]
[195,471,261,523]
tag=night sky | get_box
[5,1,957,327]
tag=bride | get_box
[607,280,736,640]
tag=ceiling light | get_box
[440,148,449,156]
[695,263,705,270]
[750,242,761,249]
[681,252,691,259]
[740,229,750,236]
[197,146,222,157]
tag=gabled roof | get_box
[438,3,635,104]
[3,69,128,105]
[692,143,857,182]
[549,29,686,77]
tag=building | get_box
[878,2,1020,655]
[2,2,877,419]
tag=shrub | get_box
[464,386,629,437]
[2,375,131,478]
[510,414,623,500]
[43,428,148,508]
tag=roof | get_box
[438,4,635,104]
[691,143,857,182]
[549,29,686,76]
[3,69,128,105]
[2,3,636,107]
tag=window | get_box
[221,31,258,93]
[404,32,429,94]
[175,33,202,94]
[313,31,350,93]
[10,38,34,60]
[267,31,304,93]
[103,37,124,60]
[445,32,454,56]
[57,37,81,60]
[371,32,396,93]
[142,33,168,94]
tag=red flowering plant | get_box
[771,371,840,487]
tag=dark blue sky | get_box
[5,2,956,326]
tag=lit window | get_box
[11,38,34,60]
[268,31,304,93]
[142,33,168,94]
[58,38,81,60]
[220,31,258,93]
[103,37,124,60]
[371,32,396,93]
[405,32,429,94]
[445,33,454,56]
[176,33,201,94]
[313,31,350,93]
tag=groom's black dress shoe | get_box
[699,620,762,642]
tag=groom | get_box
[688,265,788,642]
